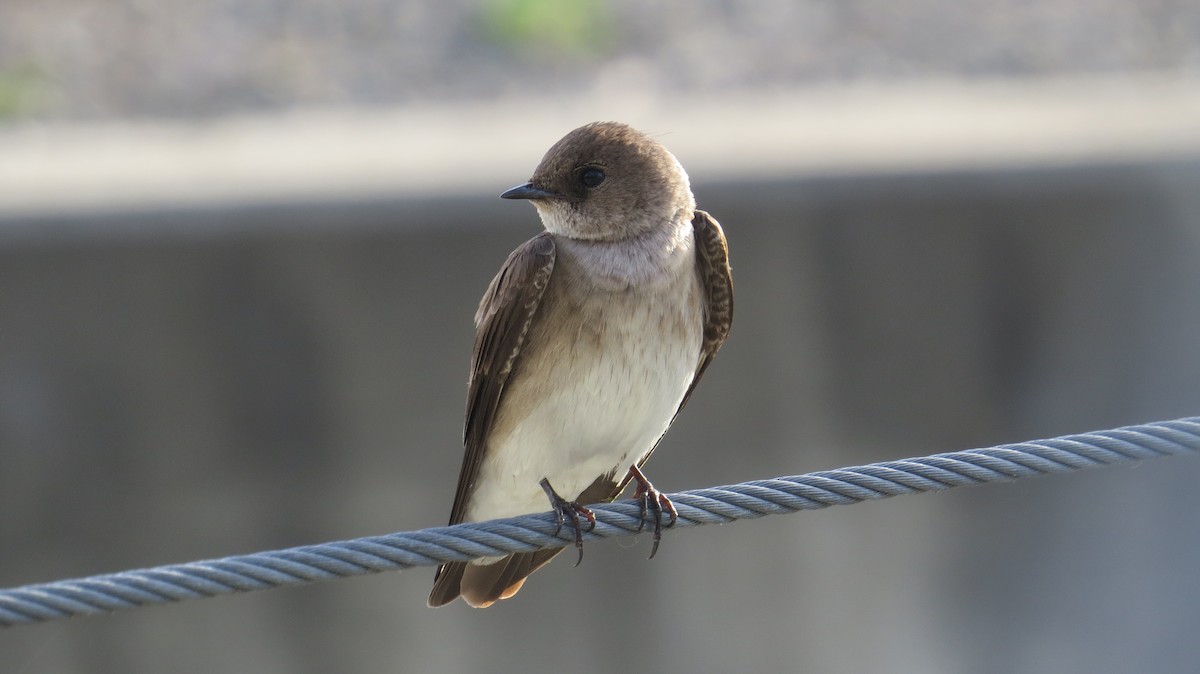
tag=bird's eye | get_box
[579,167,605,188]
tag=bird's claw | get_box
[540,478,596,566]
[627,464,677,559]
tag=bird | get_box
[428,121,733,608]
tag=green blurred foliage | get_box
[0,63,51,120]
[478,0,614,58]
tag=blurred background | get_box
[2,1,1200,673]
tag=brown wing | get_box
[452,233,556,526]
[676,209,734,414]
[614,209,734,494]
[428,234,556,607]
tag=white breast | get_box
[465,224,704,522]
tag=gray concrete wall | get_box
[2,157,1199,673]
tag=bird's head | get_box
[501,121,695,241]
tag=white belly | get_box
[465,286,703,522]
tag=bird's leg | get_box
[626,464,678,559]
[539,478,596,567]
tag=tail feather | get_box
[427,549,562,608]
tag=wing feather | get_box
[428,234,556,606]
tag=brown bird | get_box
[428,121,733,608]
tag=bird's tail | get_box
[427,549,562,608]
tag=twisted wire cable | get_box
[2,417,1197,628]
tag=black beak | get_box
[500,182,560,200]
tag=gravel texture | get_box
[1,0,1199,121]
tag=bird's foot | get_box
[626,464,677,559]
[539,478,596,567]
